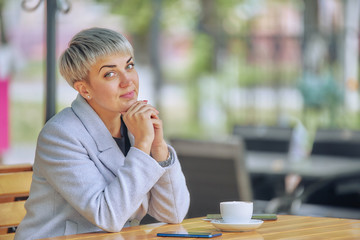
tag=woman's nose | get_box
[119,74,132,88]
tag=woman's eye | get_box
[104,72,116,78]
[126,63,135,70]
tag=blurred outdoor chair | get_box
[169,137,252,218]
[265,170,360,219]
[312,129,360,158]
[289,170,360,219]
[233,125,293,152]
[233,125,294,202]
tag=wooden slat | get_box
[0,164,33,174]
[0,201,26,228]
[0,233,15,240]
[0,172,32,199]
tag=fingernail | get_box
[143,100,148,103]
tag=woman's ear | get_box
[74,81,92,100]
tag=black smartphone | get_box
[157,231,222,238]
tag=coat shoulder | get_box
[41,107,83,134]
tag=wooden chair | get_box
[0,171,32,237]
[170,137,252,218]
[0,233,15,240]
[0,172,32,202]
[0,164,33,174]
[0,201,26,235]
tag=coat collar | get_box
[71,94,135,149]
[71,94,138,177]
[71,94,117,152]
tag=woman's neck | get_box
[98,112,122,138]
[86,99,122,138]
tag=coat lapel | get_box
[71,94,126,177]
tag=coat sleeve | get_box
[147,145,190,223]
[35,120,168,232]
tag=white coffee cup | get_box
[220,201,253,223]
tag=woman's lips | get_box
[120,91,135,98]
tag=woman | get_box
[15,27,190,240]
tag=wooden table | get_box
[39,215,360,240]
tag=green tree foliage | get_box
[97,0,153,34]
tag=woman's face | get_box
[84,53,139,117]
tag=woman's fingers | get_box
[121,101,162,155]
[151,117,162,129]
[124,101,159,118]
[125,100,146,114]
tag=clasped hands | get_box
[121,100,168,162]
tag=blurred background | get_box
[0,0,359,219]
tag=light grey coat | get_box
[14,95,190,240]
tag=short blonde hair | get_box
[59,27,134,87]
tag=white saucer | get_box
[211,219,263,232]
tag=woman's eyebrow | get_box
[98,58,133,73]
[98,65,116,73]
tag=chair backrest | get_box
[233,125,293,152]
[0,164,33,174]
[0,233,15,240]
[0,201,26,229]
[0,172,32,201]
[170,137,252,218]
[312,129,360,158]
